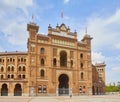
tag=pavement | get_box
[0,95,120,102]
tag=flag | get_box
[32,14,34,20]
[61,11,64,18]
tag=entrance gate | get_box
[1,84,8,96]
[58,74,69,95]
[14,84,22,96]
[59,88,69,95]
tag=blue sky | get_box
[0,0,120,85]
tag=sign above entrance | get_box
[52,31,74,39]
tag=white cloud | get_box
[0,0,33,16]
[111,67,120,71]
[115,42,120,50]
[92,52,105,64]
[0,0,33,46]
[79,9,120,51]
[64,0,70,4]
[3,22,28,45]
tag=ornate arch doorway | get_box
[14,84,22,96]
[1,84,8,96]
[58,74,69,95]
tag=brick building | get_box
[0,22,106,96]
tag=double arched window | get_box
[40,48,45,54]
[40,69,45,77]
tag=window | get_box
[23,66,26,71]
[19,66,21,71]
[43,85,47,93]
[80,53,83,59]
[8,75,10,78]
[81,63,83,69]
[0,58,1,62]
[40,69,44,77]
[11,74,14,78]
[18,58,20,62]
[11,66,14,71]
[53,58,56,66]
[40,48,44,54]
[8,66,10,71]
[23,75,25,79]
[41,58,44,66]
[1,75,3,79]
[21,58,23,62]
[81,72,84,80]
[70,60,73,68]
[7,59,9,62]
[1,67,4,72]
[79,86,82,93]
[38,85,42,93]
[10,58,12,62]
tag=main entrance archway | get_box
[14,84,22,96]
[58,74,69,95]
[1,84,8,96]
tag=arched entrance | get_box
[58,74,69,95]
[14,84,22,96]
[92,86,95,95]
[1,84,8,96]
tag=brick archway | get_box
[58,74,69,95]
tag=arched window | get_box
[21,58,23,62]
[40,69,44,77]
[8,74,10,78]
[81,63,83,69]
[11,74,14,79]
[81,72,84,80]
[60,51,67,67]
[10,58,12,62]
[41,58,44,66]
[41,48,44,54]
[19,66,21,71]
[11,66,14,71]
[24,59,26,62]
[1,75,3,79]
[23,75,25,79]
[80,53,83,59]
[70,60,73,68]
[8,66,10,71]
[1,67,4,72]
[23,66,26,71]
[53,58,56,66]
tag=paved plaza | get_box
[0,95,120,102]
